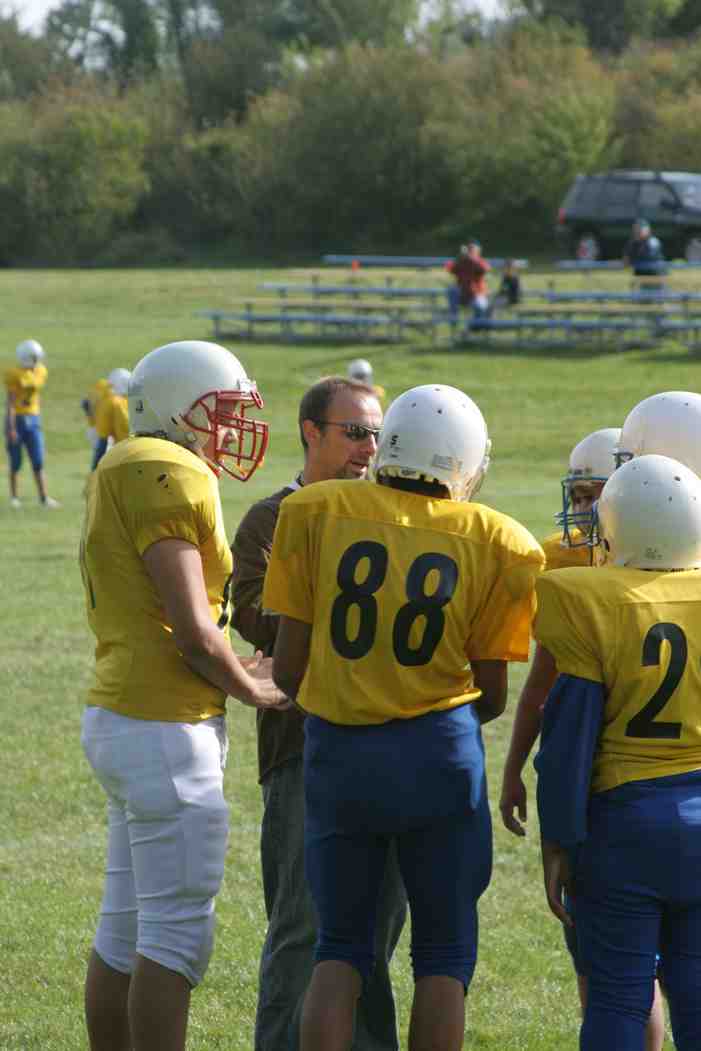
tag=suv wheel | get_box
[574,231,601,261]
[685,236,701,263]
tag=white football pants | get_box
[81,706,229,986]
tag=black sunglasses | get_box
[312,420,381,442]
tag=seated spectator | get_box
[447,241,491,321]
[492,259,521,311]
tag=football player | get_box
[263,384,544,1051]
[500,427,622,838]
[499,426,666,1051]
[535,454,701,1051]
[80,339,288,1051]
[81,376,111,429]
[347,358,386,401]
[4,339,59,508]
[91,367,131,469]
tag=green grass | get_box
[1,265,694,1048]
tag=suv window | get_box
[677,180,701,208]
[639,182,677,212]
[600,180,639,217]
[573,181,603,209]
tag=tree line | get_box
[2,0,701,263]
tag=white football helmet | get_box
[374,384,490,500]
[107,368,132,397]
[128,340,268,481]
[617,391,701,475]
[348,358,373,384]
[594,454,701,569]
[16,339,45,368]
[556,427,621,545]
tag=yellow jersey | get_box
[535,566,701,793]
[540,528,591,571]
[80,436,233,722]
[95,392,130,443]
[85,378,111,425]
[4,363,48,415]
[263,479,544,725]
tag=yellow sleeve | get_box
[35,364,48,389]
[120,462,217,556]
[263,498,315,623]
[94,396,114,439]
[467,559,542,662]
[113,398,130,441]
[4,367,18,394]
[534,572,604,682]
[541,530,591,571]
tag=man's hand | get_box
[240,652,291,710]
[541,838,574,927]
[499,769,527,837]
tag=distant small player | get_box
[4,339,60,508]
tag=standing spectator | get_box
[623,219,667,281]
[231,375,407,1051]
[80,339,287,1051]
[535,454,701,1051]
[447,241,491,321]
[91,367,131,469]
[347,359,386,402]
[4,338,60,508]
[264,384,544,1051]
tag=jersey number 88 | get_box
[330,540,458,666]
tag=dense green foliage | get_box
[3,2,701,261]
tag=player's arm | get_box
[471,659,508,724]
[534,663,605,920]
[5,389,17,441]
[231,503,280,653]
[540,839,575,928]
[143,537,288,711]
[499,643,557,836]
[272,614,311,704]
[91,438,109,470]
[91,398,112,469]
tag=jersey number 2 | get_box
[625,622,685,740]
[329,540,458,665]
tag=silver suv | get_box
[556,170,701,261]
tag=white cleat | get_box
[41,496,61,509]
[10,497,21,509]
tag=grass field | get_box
[3,265,698,1049]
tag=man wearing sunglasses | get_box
[231,376,406,1051]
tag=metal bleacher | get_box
[196,254,701,348]
[322,254,529,269]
